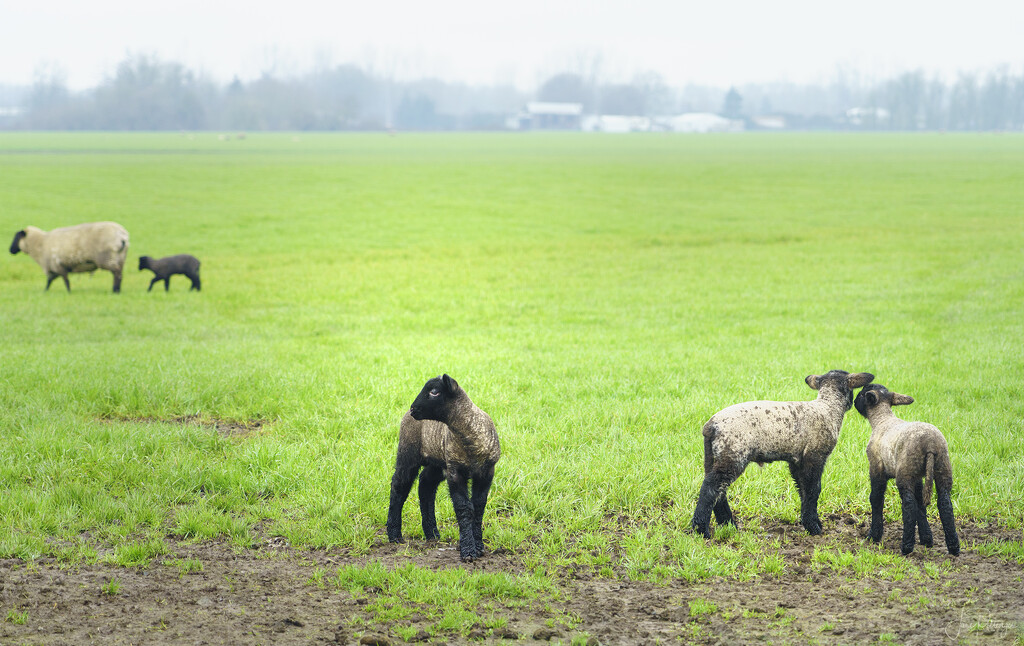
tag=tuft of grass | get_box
[688,598,718,617]
[973,538,1024,563]
[328,560,557,636]
[105,537,169,568]
[101,577,121,596]
[5,609,28,625]
[163,557,204,577]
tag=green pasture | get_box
[1,132,1022,572]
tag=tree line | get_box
[4,55,1023,131]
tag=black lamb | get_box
[386,374,501,562]
[138,254,201,291]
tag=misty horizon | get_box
[3,0,1024,92]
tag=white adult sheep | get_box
[10,222,130,293]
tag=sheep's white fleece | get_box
[17,222,129,276]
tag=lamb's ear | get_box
[442,374,459,393]
[805,374,821,390]
[891,393,914,406]
[866,390,879,407]
[848,372,875,388]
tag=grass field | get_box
[1,132,1022,643]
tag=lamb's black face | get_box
[9,230,25,255]
[409,374,459,422]
[138,256,150,271]
[854,384,889,417]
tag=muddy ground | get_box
[1,516,1021,646]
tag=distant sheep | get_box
[854,384,960,556]
[138,254,201,292]
[691,369,875,538]
[386,374,501,562]
[9,222,129,293]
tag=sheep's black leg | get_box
[164,277,171,291]
[45,272,58,291]
[470,465,495,557]
[897,483,918,555]
[936,484,960,556]
[788,460,806,507]
[188,272,201,291]
[446,471,477,562]
[61,274,71,292]
[712,494,736,530]
[417,464,444,540]
[797,462,825,535]
[914,480,933,548]
[692,467,737,539]
[112,268,122,293]
[386,464,420,543]
[869,475,887,543]
[148,277,160,292]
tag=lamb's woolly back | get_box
[408,374,501,465]
[705,370,872,466]
[139,254,200,274]
[16,223,128,272]
[855,384,950,484]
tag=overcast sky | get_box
[2,0,1022,90]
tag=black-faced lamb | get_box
[138,254,201,291]
[691,369,875,539]
[9,222,129,293]
[386,374,501,562]
[854,384,960,556]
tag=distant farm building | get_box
[659,113,744,133]
[523,102,583,130]
[582,115,652,133]
[846,107,891,127]
[752,115,786,129]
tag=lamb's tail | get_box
[923,452,935,507]
[702,420,716,474]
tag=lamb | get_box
[691,369,875,539]
[138,254,201,292]
[9,222,129,293]
[386,374,501,562]
[854,384,960,556]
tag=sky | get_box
[2,0,1023,90]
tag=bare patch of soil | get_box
[99,413,266,439]
[1,517,1020,645]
